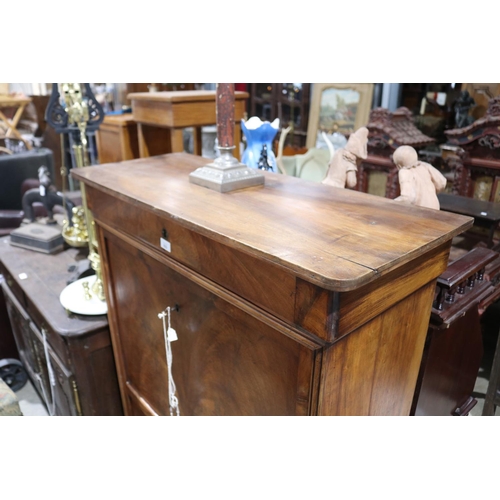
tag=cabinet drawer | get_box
[88,186,298,326]
[0,263,27,310]
[1,267,70,368]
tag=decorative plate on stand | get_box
[60,275,107,315]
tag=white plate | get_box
[59,276,107,315]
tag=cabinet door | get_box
[2,280,79,416]
[104,234,316,416]
[29,322,79,416]
[1,281,40,380]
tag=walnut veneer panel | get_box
[103,234,315,416]
[338,242,450,337]
[128,91,248,128]
[75,152,473,416]
[319,281,436,416]
[87,186,297,326]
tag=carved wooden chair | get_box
[276,126,331,182]
[0,179,46,236]
[444,96,500,202]
[356,106,436,199]
[412,246,500,415]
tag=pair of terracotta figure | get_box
[322,127,447,210]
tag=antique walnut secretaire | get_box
[73,153,472,416]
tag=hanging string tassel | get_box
[158,306,180,416]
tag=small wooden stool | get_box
[0,95,33,150]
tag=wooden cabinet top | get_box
[126,90,249,103]
[73,153,472,291]
[101,113,136,126]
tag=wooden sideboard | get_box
[73,153,472,416]
[0,240,123,416]
[128,90,248,160]
[357,106,436,199]
[411,246,500,416]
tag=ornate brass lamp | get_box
[46,83,107,309]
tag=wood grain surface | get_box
[127,90,249,103]
[102,232,315,416]
[73,153,472,291]
[319,281,436,415]
[74,152,475,416]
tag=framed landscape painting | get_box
[306,83,374,149]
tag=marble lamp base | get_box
[189,147,265,193]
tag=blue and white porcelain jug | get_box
[241,117,280,172]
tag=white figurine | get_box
[322,127,369,189]
[393,145,447,210]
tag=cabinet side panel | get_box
[104,232,315,416]
[319,281,436,416]
[96,127,121,164]
[338,243,449,337]
[412,307,483,416]
[294,278,336,342]
[68,333,123,416]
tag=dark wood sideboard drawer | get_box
[87,185,335,343]
[0,262,27,311]
[25,296,71,367]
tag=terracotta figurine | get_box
[322,127,369,189]
[392,145,447,210]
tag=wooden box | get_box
[73,153,472,416]
[10,222,64,254]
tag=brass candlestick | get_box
[61,83,105,302]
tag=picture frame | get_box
[306,83,374,149]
